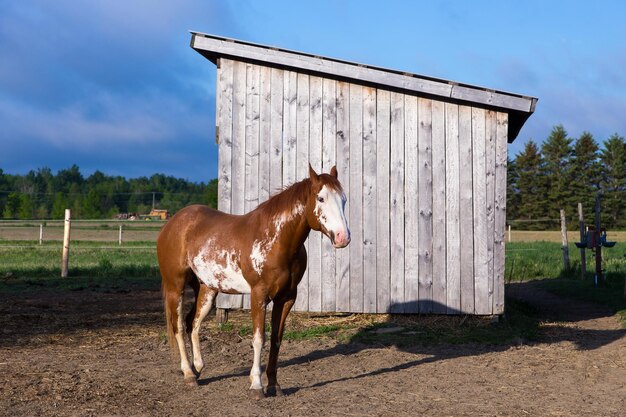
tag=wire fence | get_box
[0,219,164,249]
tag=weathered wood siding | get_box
[215,58,508,314]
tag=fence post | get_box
[594,194,603,286]
[39,224,43,245]
[61,209,71,278]
[508,224,511,242]
[118,224,123,246]
[560,209,570,271]
[578,203,586,280]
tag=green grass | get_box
[284,324,342,341]
[0,240,159,292]
[506,241,563,281]
[221,323,344,341]
[506,241,626,282]
[237,325,253,337]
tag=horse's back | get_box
[158,205,228,247]
[157,205,226,269]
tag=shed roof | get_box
[190,32,537,142]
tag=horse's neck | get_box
[275,202,311,250]
[252,195,311,255]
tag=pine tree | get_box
[506,156,520,221]
[570,131,601,225]
[599,134,626,228]
[51,192,68,219]
[17,194,34,219]
[82,189,102,219]
[514,140,548,228]
[541,125,573,220]
[2,192,20,219]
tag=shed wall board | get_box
[307,75,323,312]
[335,81,351,312]
[431,100,447,314]
[348,83,364,313]
[294,73,310,312]
[403,96,419,313]
[376,90,391,313]
[322,78,337,312]
[417,98,433,313]
[389,92,405,313]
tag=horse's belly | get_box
[191,252,251,294]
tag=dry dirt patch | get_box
[1,284,625,416]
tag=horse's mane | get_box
[255,178,312,219]
[254,174,342,219]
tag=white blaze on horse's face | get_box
[314,185,350,248]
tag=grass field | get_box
[0,241,158,283]
[505,241,626,281]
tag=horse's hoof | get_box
[192,366,203,378]
[266,384,284,397]
[184,375,198,386]
[248,388,265,400]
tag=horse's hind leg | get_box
[186,282,217,375]
[163,274,197,385]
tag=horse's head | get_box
[306,164,351,248]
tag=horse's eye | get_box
[317,196,324,203]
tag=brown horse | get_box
[157,165,350,399]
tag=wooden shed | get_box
[190,32,537,315]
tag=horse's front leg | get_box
[249,292,267,400]
[266,294,296,397]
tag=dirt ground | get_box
[1,282,625,417]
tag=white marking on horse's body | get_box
[250,203,305,275]
[250,240,269,276]
[191,239,251,294]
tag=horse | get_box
[157,164,350,399]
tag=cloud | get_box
[0,0,241,181]
[499,43,626,156]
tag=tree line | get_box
[508,125,626,229]
[1,124,625,228]
[0,165,217,220]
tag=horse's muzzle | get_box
[331,230,351,248]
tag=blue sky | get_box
[1,1,625,182]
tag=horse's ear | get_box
[308,164,319,182]
[330,165,338,178]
